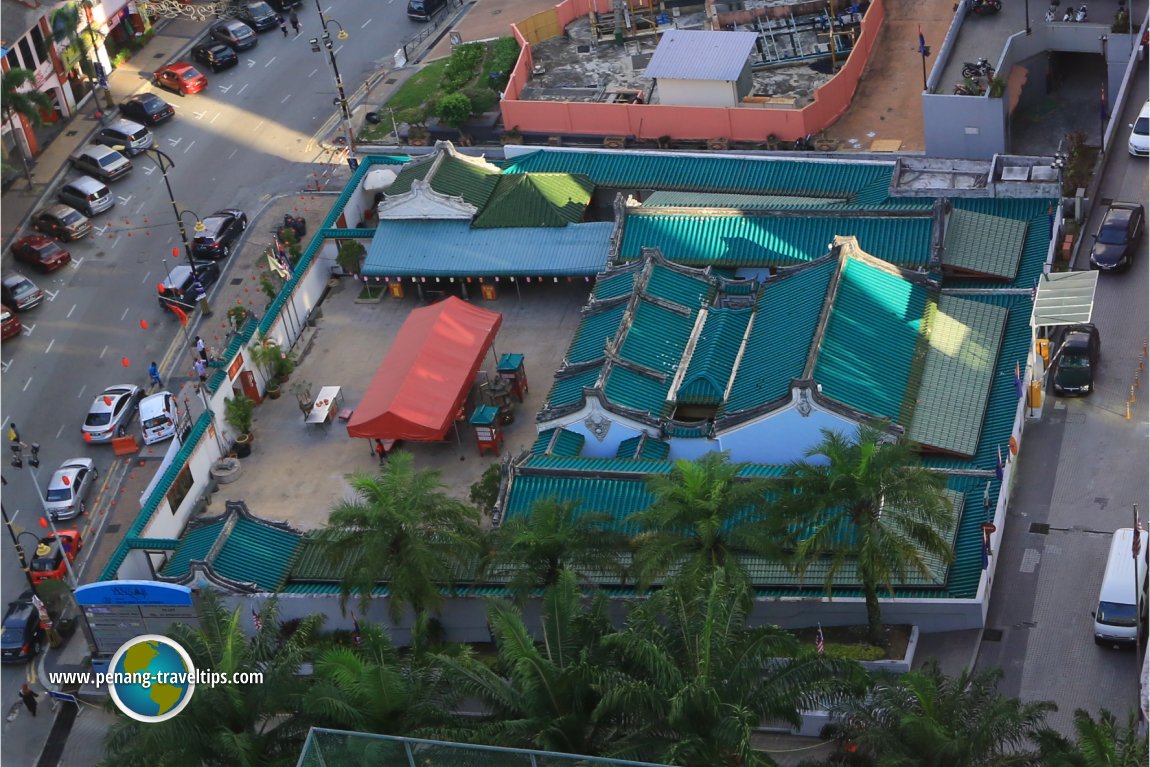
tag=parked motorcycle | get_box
[961,58,995,80]
[1074,3,1087,21]
[1044,2,1059,22]
[967,0,1002,16]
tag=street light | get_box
[82,0,116,112]
[9,440,79,589]
[309,5,355,148]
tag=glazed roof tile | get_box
[615,435,671,459]
[601,363,673,415]
[545,367,601,410]
[675,308,752,405]
[471,173,594,229]
[944,198,1054,289]
[567,302,628,364]
[617,299,696,373]
[532,427,587,456]
[942,208,1028,280]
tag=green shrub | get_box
[825,643,886,662]
[462,85,497,114]
[443,42,485,91]
[487,37,521,91]
[437,92,472,129]
[395,107,426,127]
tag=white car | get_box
[43,458,98,521]
[1129,100,1149,157]
[139,391,179,445]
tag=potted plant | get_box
[265,380,282,400]
[275,349,297,383]
[250,334,282,382]
[224,395,256,457]
[227,304,250,330]
[336,239,366,277]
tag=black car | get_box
[237,0,279,32]
[192,43,239,73]
[118,93,175,126]
[0,591,42,664]
[1051,323,1100,396]
[192,209,248,260]
[266,0,301,12]
[1089,202,1145,272]
[157,261,221,311]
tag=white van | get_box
[139,391,179,445]
[1092,527,1149,648]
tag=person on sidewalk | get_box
[278,15,288,36]
[18,684,37,717]
[195,336,207,361]
[374,439,387,466]
[193,358,208,389]
[148,361,163,388]
[289,10,300,34]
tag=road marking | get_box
[66,304,76,318]
[252,120,265,132]
[117,194,132,205]
[217,84,233,95]
[1,360,10,373]
[77,384,86,398]
[193,109,209,119]
[93,223,109,236]
[361,18,372,28]
[142,165,156,176]
[264,56,276,68]
[210,112,221,124]
[184,140,196,154]
[44,339,54,354]
[281,94,292,104]
[8,509,17,524]
[120,307,130,321]
[246,59,257,68]
[55,424,64,439]
[70,258,83,270]
[166,137,182,148]
[237,83,249,96]
[109,236,121,250]
[228,149,238,160]
[22,377,33,392]
[322,4,332,13]
[334,44,344,55]
[21,323,33,335]
[43,289,58,302]
[308,68,318,78]
[100,345,108,359]
[142,271,151,286]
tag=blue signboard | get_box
[75,581,193,607]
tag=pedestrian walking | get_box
[374,439,387,465]
[278,15,288,36]
[148,361,163,388]
[195,336,207,361]
[7,423,19,445]
[194,358,207,388]
[18,683,37,717]
[289,10,300,34]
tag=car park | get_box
[1051,324,1100,397]
[119,93,175,126]
[30,204,91,241]
[192,43,239,73]
[93,118,153,156]
[10,235,72,273]
[140,392,179,445]
[1089,201,1145,271]
[154,62,209,96]
[43,457,98,521]
[0,592,42,664]
[1,274,44,311]
[157,261,221,311]
[57,176,114,217]
[29,530,82,586]
[210,19,258,50]
[83,384,143,443]
[237,0,279,32]
[69,144,132,182]
[1,306,21,341]
[192,209,248,259]
[1129,100,1149,157]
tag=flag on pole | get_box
[983,480,991,511]
[267,252,291,280]
[1134,519,1143,559]
[815,623,825,656]
[918,26,928,58]
[168,303,189,326]
[252,609,264,632]
[981,529,991,570]
[1100,82,1109,121]
[1013,361,1024,399]
[995,446,1004,481]
[275,237,292,271]
[352,614,363,646]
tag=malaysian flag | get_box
[1134,519,1143,559]
[252,609,264,632]
[352,614,363,646]
[995,446,1004,482]
[1014,361,1024,399]
[982,529,991,570]
[275,238,292,272]
[815,624,825,656]
[918,27,928,58]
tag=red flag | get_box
[169,304,189,326]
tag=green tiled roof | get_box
[567,302,628,364]
[602,364,673,415]
[908,295,1008,456]
[643,191,850,209]
[161,520,224,578]
[676,308,751,405]
[813,257,929,420]
[944,199,1055,290]
[471,173,594,229]
[644,262,714,307]
[290,536,353,582]
[619,211,933,268]
[616,435,671,459]
[942,209,1028,280]
[532,428,586,456]
[384,160,433,195]
[726,258,838,411]
[545,367,601,410]
[386,153,500,209]
[617,300,696,373]
[593,269,637,301]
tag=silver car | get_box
[44,457,98,521]
[83,384,143,443]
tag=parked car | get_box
[93,118,153,156]
[83,384,143,443]
[154,62,208,96]
[1,306,21,341]
[1,274,44,311]
[69,144,132,183]
[119,93,175,126]
[1089,201,1145,271]
[266,0,301,12]
[140,392,179,445]
[1128,100,1149,157]
[30,204,91,241]
[44,457,98,521]
[192,43,238,73]
[1051,324,1100,397]
[192,209,248,259]
[10,235,72,273]
[407,0,447,22]
[237,0,279,32]
[210,19,258,50]
[29,530,82,586]
[157,261,221,312]
[57,176,114,217]
[0,592,42,664]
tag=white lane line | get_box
[141,271,151,285]
[1,360,10,373]
[308,68,318,78]
[252,119,265,132]
[77,384,86,399]
[118,194,133,205]
[22,377,33,392]
[55,424,64,439]
[93,223,109,236]
[210,113,220,124]
[167,137,183,149]
[120,307,130,321]
[100,345,108,359]
[70,257,83,269]
[109,236,121,250]
[322,4,332,13]
[136,201,147,213]
[66,304,77,318]
[334,44,344,55]
[238,83,249,96]
[8,509,16,524]
[184,140,196,154]
[264,56,277,68]
[228,148,238,160]
[43,288,59,302]
[361,18,372,28]
[44,339,54,354]
[281,94,292,104]
[142,165,156,176]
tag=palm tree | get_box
[596,569,865,767]
[1034,708,1150,767]
[778,423,954,646]
[317,450,480,622]
[435,569,620,755]
[627,450,779,590]
[1,68,52,187]
[826,661,1056,767]
[493,497,628,599]
[101,594,321,767]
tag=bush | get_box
[443,42,485,91]
[825,643,887,662]
[487,37,520,91]
[469,463,501,511]
[437,92,472,129]
[462,85,497,114]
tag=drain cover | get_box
[105,524,121,534]
[230,278,243,286]
[1029,522,1050,535]
[983,628,1003,642]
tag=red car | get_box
[10,235,71,273]
[29,530,82,586]
[1,305,20,341]
[153,62,208,96]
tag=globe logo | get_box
[106,635,196,723]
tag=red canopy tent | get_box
[346,297,503,441]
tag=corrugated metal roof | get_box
[602,364,673,415]
[502,152,900,204]
[944,199,1054,290]
[160,520,224,578]
[592,269,637,301]
[545,367,601,409]
[813,257,928,420]
[726,258,837,411]
[212,517,302,591]
[908,295,1008,456]
[942,208,1028,280]
[677,308,751,404]
[620,211,933,268]
[644,262,714,307]
[471,173,594,229]
[363,220,612,277]
[643,191,851,209]
[618,300,696,373]
[644,29,759,81]
[567,302,628,363]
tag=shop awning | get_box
[346,297,502,441]
[1030,270,1097,327]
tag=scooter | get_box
[968,0,1002,16]
[1074,3,1087,21]
[1044,3,1059,22]
[961,58,995,80]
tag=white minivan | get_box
[139,391,179,445]
[1092,527,1149,648]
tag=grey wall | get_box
[924,92,1008,159]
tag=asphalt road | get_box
[0,2,422,759]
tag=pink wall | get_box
[502,0,885,142]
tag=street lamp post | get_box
[310,3,355,148]
[9,442,80,589]
[2,499,41,595]
[82,0,117,112]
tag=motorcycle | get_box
[961,58,995,80]
[1074,3,1087,21]
[967,0,1002,15]
[1044,3,1059,22]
